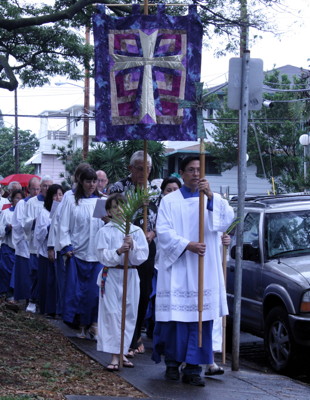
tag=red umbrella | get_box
[0,173,40,187]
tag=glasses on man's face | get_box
[132,165,151,172]
[184,168,200,174]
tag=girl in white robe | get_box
[95,193,149,371]
[57,167,104,337]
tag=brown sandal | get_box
[106,363,119,371]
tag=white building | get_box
[26,105,95,184]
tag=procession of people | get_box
[0,152,234,386]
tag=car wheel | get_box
[264,306,295,373]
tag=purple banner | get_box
[93,4,203,142]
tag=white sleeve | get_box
[128,226,149,266]
[34,209,49,250]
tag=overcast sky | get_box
[1,0,309,134]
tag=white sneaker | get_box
[26,302,36,313]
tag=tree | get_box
[0,127,39,177]
[86,142,125,183]
[55,139,166,186]
[53,140,83,188]
[0,0,283,91]
[206,69,310,193]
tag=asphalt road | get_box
[235,332,310,385]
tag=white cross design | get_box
[112,30,185,123]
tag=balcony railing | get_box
[47,131,69,140]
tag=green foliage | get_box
[53,140,83,188]
[0,0,282,90]
[207,69,310,193]
[0,127,39,177]
[111,186,151,235]
[87,142,125,183]
[0,0,93,87]
[54,139,166,187]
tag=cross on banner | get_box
[112,29,185,123]
[93,4,203,142]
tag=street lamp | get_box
[299,133,310,181]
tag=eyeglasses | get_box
[184,168,200,174]
[132,165,151,172]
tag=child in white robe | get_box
[95,193,149,371]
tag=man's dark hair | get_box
[180,156,200,172]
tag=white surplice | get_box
[155,191,234,323]
[95,222,149,354]
[23,196,45,254]
[34,208,51,258]
[12,199,30,258]
[0,208,14,248]
[57,196,104,261]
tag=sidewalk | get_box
[51,320,310,400]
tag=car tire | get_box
[264,306,296,373]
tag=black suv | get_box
[227,194,310,372]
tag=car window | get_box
[265,210,310,258]
[243,212,260,247]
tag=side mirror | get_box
[230,244,260,262]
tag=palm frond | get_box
[225,217,241,235]
[112,186,153,235]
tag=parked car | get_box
[227,194,310,372]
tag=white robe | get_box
[34,208,51,258]
[57,196,104,262]
[155,191,234,323]
[95,222,149,354]
[0,208,14,248]
[23,196,44,255]
[12,199,29,258]
[47,190,74,252]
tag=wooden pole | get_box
[120,222,130,368]
[198,138,205,347]
[222,244,228,364]
[143,140,148,234]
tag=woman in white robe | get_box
[34,184,63,315]
[95,193,149,371]
[57,167,104,337]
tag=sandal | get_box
[134,338,145,354]
[123,360,134,368]
[205,364,224,376]
[106,363,119,372]
[125,349,135,359]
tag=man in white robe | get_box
[12,177,40,304]
[23,176,53,312]
[153,156,234,387]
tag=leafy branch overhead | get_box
[0,0,283,90]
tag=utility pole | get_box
[232,0,250,371]
[83,27,90,160]
[14,88,19,173]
